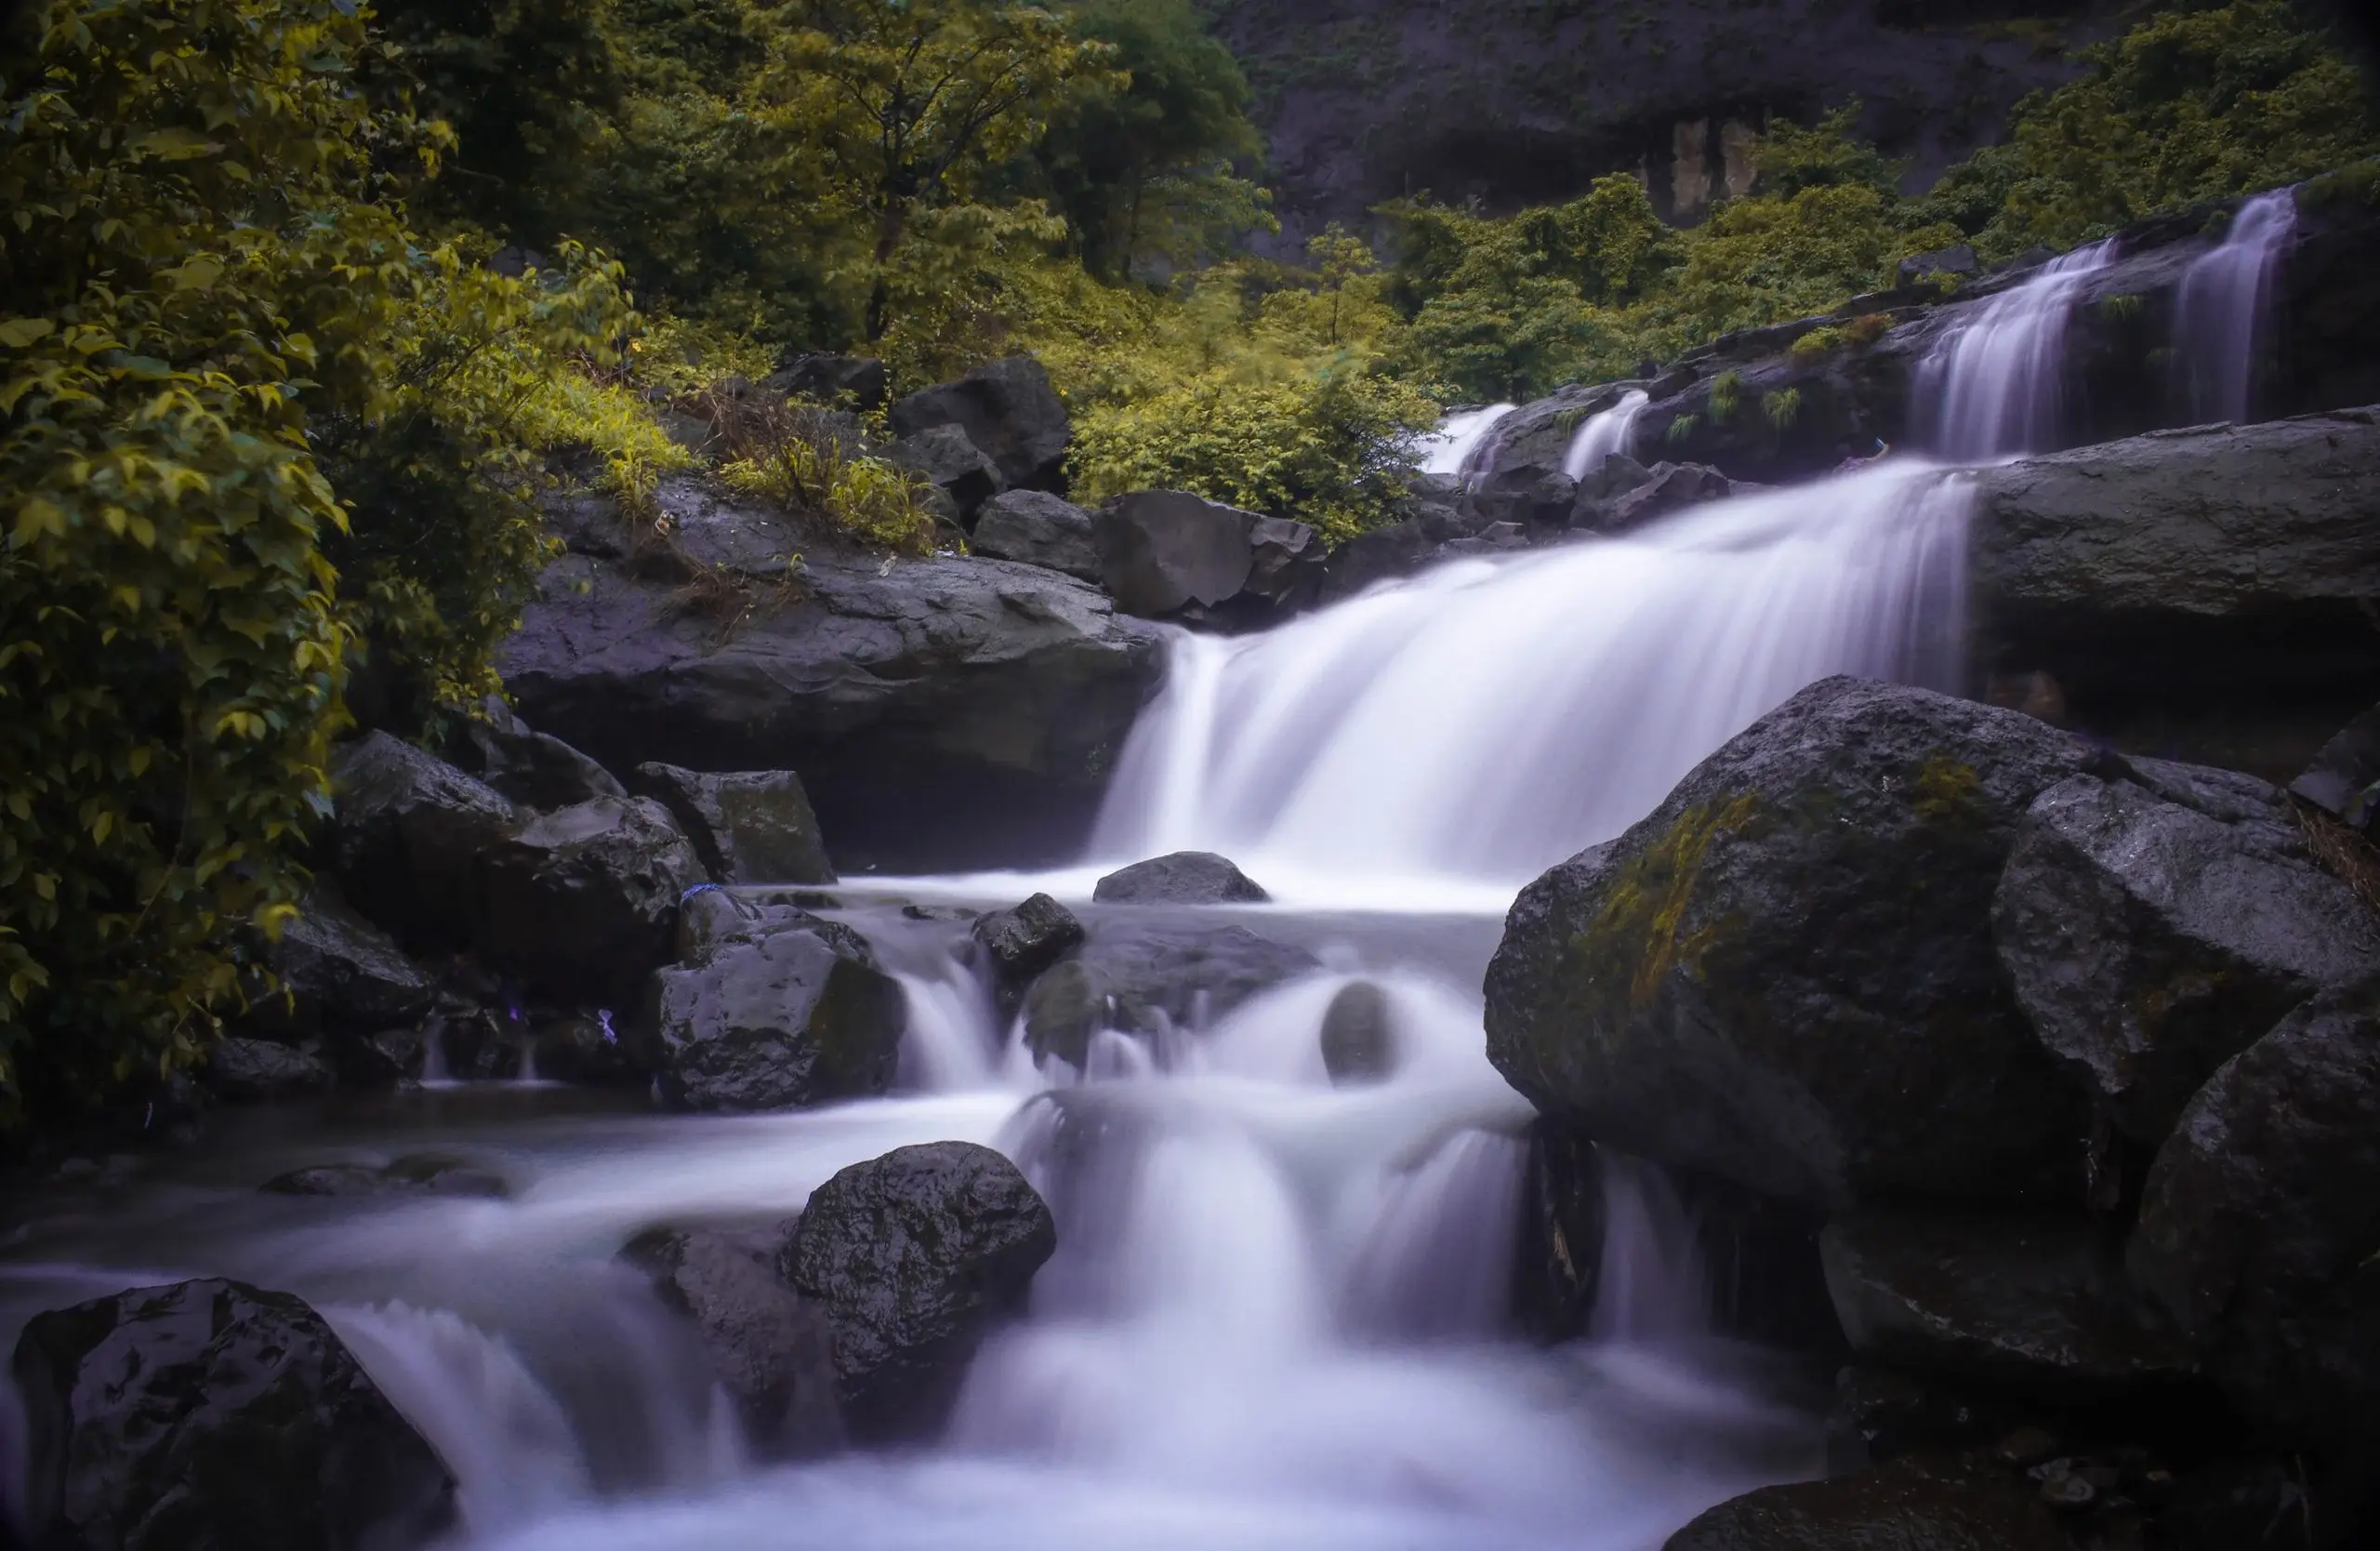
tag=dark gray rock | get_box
[1994,764,2380,1146]
[629,762,835,885]
[1095,490,1258,618]
[328,732,519,948]
[1485,676,2104,1209]
[1587,460,1733,533]
[888,355,1070,492]
[970,490,1104,582]
[530,1013,640,1085]
[634,917,906,1112]
[262,1156,510,1200]
[1825,1367,2019,1475]
[768,351,888,412]
[2291,699,2380,830]
[258,884,437,1040]
[1898,244,1979,284]
[1820,1210,2198,1396]
[1243,516,1326,612]
[2128,977,2380,1438]
[481,797,703,1006]
[9,1278,457,1551]
[446,697,625,811]
[783,1141,1056,1441]
[1023,919,1318,1068]
[971,894,1084,993]
[881,424,1003,526]
[1317,517,1435,601]
[674,886,815,965]
[621,1226,843,1456]
[1663,1453,2069,1551]
[324,1027,430,1088]
[1318,980,1395,1084]
[1092,851,1270,905]
[205,1038,336,1104]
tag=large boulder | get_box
[1022,919,1319,1068]
[783,1141,1057,1441]
[1993,761,2380,1147]
[2128,977,2380,1439]
[327,732,519,948]
[1820,1210,2198,1397]
[632,914,906,1112]
[1664,1454,2069,1551]
[1091,850,1270,904]
[767,351,888,412]
[501,501,1164,872]
[1485,676,2104,1210]
[1243,516,1327,612]
[481,796,703,1007]
[970,489,1104,583]
[2290,698,2380,830]
[620,1226,843,1457]
[10,1278,456,1551]
[970,893,1084,994]
[629,762,836,885]
[888,355,1070,492]
[254,884,437,1041]
[444,697,625,811]
[881,424,1003,527]
[1095,490,1260,619]
[204,1038,337,1104]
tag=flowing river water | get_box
[0,218,2289,1549]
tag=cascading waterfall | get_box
[1414,403,1516,484]
[1563,389,1650,481]
[1915,239,2116,460]
[2175,189,2296,426]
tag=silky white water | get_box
[1414,402,1517,483]
[2176,189,2296,426]
[1564,390,1650,481]
[1915,239,2116,460]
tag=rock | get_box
[1664,1453,2069,1551]
[1993,763,2380,1146]
[530,1013,639,1085]
[481,797,703,1006]
[446,696,625,811]
[2128,977,2380,1438]
[1095,490,1259,619]
[2290,699,2380,829]
[324,1027,430,1087]
[1820,1211,2198,1397]
[205,1038,336,1103]
[633,916,906,1112]
[327,732,519,947]
[261,1155,510,1199]
[1587,459,1733,532]
[1485,676,2104,1210]
[971,893,1084,993]
[1827,1367,2019,1475]
[1318,980,1395,1084]
[969,490,1104,582]
[1022,919,1318,1068]
[9,1278,457,1550]
[1243,516,1326,612]
[629,762,836,885]
[257,884,437,1040]
[1091,850,1270,904]
[1317,517,1435,602]
[1512,1121,1606,1343]
[1899,244,1979,284]
[783,1141,1056,1441]
[674,885,814,964]
[881,424,1003,526]
[888,355,1070,492]
[500,513,1164,872]
[620,1226,843,1456]
[768,351,888,412]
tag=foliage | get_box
[710,396,937,554]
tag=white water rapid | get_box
[1,230,2150,1551]
[1414,402,1517,483]
[1563,389,1650,480]
[2176,189,2296,426]
[1915,239,2116,459]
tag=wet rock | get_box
[971,894,1085,994]
[1827,1366,2019,1474]
[1583,460,1733,533]
[9,1278,457,1551]
[621,1226,843,1456]
[261,1155,510,1200]
[1994,763,2380,1145]
[324,1027,430,1087]
[1664,1453,2069,1551]
[969,490,1104,583]
[2128,977,2380,1438]
[629,762,836,885]
[1095,490,1259,618]
[2290,698,2380,829]
[783,1141,1057,1442]
[328,731,519,947]
[1318,515,1436,602]
[205,1038,337,1104]
[767,351,888,412]
[1512,1121,1606,1343]
[888,355,1070,492]
[674,886,815,963]
[481,797,703,1006]
[445,696,626,811]
[1820,1211,2198,1397]
[1486,676,2103,1209]
[256,883,437,1040]
[1092,850,1270,904]
[882,424,1003,526]
[2158,1457,2314,1551]
[1243,516,1327,613]
[634,917,906,1112]
[1022,919,1319,1068]
[531,1013,639,1085]
[1318,980,1395,1084]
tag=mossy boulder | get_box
[1485,676,2105,1209]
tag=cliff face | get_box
[1207,0,2120,241]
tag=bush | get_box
[708,396,937,554]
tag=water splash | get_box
[1915,241,2116,460]
[1414,404,1517,484]
[2175,189,2295,426]
[1562,390,1649,481]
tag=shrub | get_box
[712,397,938,554]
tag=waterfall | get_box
[1915,240,2116,460]
[1588,1158,1710,1344]
[1414,404,1516,484]
[1089,460,1974,904]
[2175,189,2295,426]
[1562,390,1649,481]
